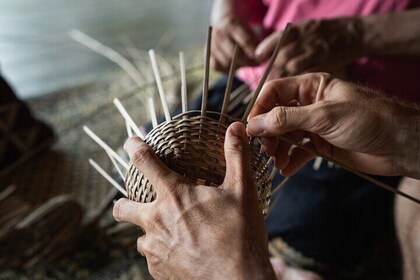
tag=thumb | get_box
[222,122,252,194]
[247,105,317,137]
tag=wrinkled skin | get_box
[247,73,419,178]
[114,123,276,280]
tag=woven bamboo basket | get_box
[125,111,272,215]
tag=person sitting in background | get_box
[203,0,420,274]
[113,73,420,279]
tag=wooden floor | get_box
[0,0,211,99]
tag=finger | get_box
[212,38,234,72]
[310,136,396,176]
[255,27,299,62]
[275,42,303,68]
[227,22,257,56]
[113,198,150,230]
[274,140,291,170]
[124,137,181,193]
[247,73,333,119]
[236,48,259,67]
[281,141,316,176]
[273,131,304,170]
[247,105,316,137]
[285,51,316,75]
[137,235,146,256]
[211,49,230,72]
[255,32,279,62]
[259,137,278,157]
[218,36,236,60]
[222,122,252,194]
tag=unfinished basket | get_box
[125,111,272,214]
[79,25,298,216]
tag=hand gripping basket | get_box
[81,25,293,216]
[125,111,272,215]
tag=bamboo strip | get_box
[242,23,292,122]
[89,159,128,197]
[149,49,171,121]
[148,97,158,128]
[106,151,125,181]
[278,135,420,205]
[113,98,145,139]
[69,29,143,88]
[201,26,212,117]
[179,52,188,115]
[220,45,239,123]
[83,126,129,170]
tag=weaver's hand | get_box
[255,19,363,76]
[210,0,259,72]
[271,258,324,280]
[247,73,420,178]
[113,122,275,280]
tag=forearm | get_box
[226,260,276,280]
[360,8,420,56]
[396,103,420,179]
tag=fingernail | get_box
[230,122,247,137]
[254,46,265,61]
[247,116,267,135]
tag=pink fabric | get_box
[237,0,420,103]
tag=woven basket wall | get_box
[125,111,272,215]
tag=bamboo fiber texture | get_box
[125,111,273,215]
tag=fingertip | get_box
[223,122,252,192]
[254,45,267,62]
[246,114,267,136]
[124,136,144,153]
[113,198,129,222]
[137,235,146,256]
[279,168,296,177]
[227,122,247,138]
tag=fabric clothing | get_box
[236,0,420,103]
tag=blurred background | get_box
[0,0,211,99]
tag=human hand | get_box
[113,122,276,280]
[210,0,259,72]
[247,73,419,178]
[270,258,324,280]
[255,19,363,76]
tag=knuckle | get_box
[286,60,300,74]
[311,102,335,133]
[317,72,333,83]
[162,174,184,192]
[142,237,154,255]
[262,80,278,95]
[271,107,287,129]
[228,139,246,154]
[131,145,154,168]
[147,209,162,229]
